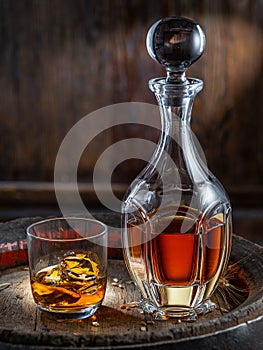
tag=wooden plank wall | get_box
[0,0,262,240]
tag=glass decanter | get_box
[122,17,232,320]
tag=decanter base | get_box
[137,299,216,321]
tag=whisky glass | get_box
[27,217,107,320]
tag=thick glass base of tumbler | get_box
[137,299,216,321]
[37,302,101,320]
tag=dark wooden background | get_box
[0,0,262,243]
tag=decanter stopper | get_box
[146,17,206,83]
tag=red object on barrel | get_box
[0,239,28,269]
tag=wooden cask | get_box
[0,214,262,349]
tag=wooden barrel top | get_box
[0,216,262,349]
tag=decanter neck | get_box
[148,77,207,184]
[149,78,203,124]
